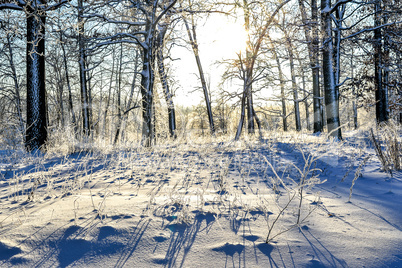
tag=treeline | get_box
[0,0,401,151]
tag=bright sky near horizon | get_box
[170,14,247,107]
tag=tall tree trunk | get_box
[25,4,47,151]
[312,0,322,132]
[334,5,345,94]
[60,31,77,132]
[140,21,156,147]
[57,71,65,127]
[183,17,215,134]
[157,22,176,138]
[286,37,301,131]
[243,0,256,134]
[114,43,123,144]
[380,0,390,123]
[298,0,322,133]
[78,0,90,136]
[252,106,263,138]
[246,87,255,134]
[235,0,291,138]
[321,0,342,139]
[374,0,388,123]
[271,43,287,131]
[350,49,358,129]
[301,71,311,131]
[87,69,93,134]
[235,82,248,140]
[280,76,288,132]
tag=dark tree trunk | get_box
[299,0,322,133]
[140,22,156,147]
[60,31,77,132]
[78,0,90,136]
[312,0,323,133]
[114,43,124,144]
[374,0,389,123]
[235,82,248,140]
[281,85,288,132]
[246,87,255,134]
[183,18,215,134]
[272,46,287,131]
[25,5,47,152]
[57,74,65,127]
[301,72,311,131]
[286,38,301,131]
[243,0,256,135]
[350,49,358,129]
[252,106,263,138]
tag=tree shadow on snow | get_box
[212,242,246,268]
[0,241,23,265]
[114,218,151,268]
[160,212,217,268]
[298,226,348,268]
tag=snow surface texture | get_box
[0,131,401,267]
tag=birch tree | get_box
[321,0,342,139]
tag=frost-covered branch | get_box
[82,13,147,27]
[0,3,23,10]
[343,20,402,40]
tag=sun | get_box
[200,15,249,60]
[218,20,249,55]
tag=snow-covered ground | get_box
[0,130,401,267]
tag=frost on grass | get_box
[0,131,401,267]
[0,138,324,231]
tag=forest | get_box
[0,0,401,267]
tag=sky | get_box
[169,14,248,107]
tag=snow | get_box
[0,131,401,267]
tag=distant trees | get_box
[222,0,291,140]
[0,10,25,134]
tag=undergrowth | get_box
[370,121,401,175]
[0,126,366,244]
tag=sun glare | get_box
[218,21,249,55]
[201,16,249,59]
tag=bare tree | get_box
[234,0,291,140]
[321,0,342,139]
[183,14,215,135]
[374,0,389,123]
[1,0,68,151]
[298,0,322,133]
[157,14,176,138]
